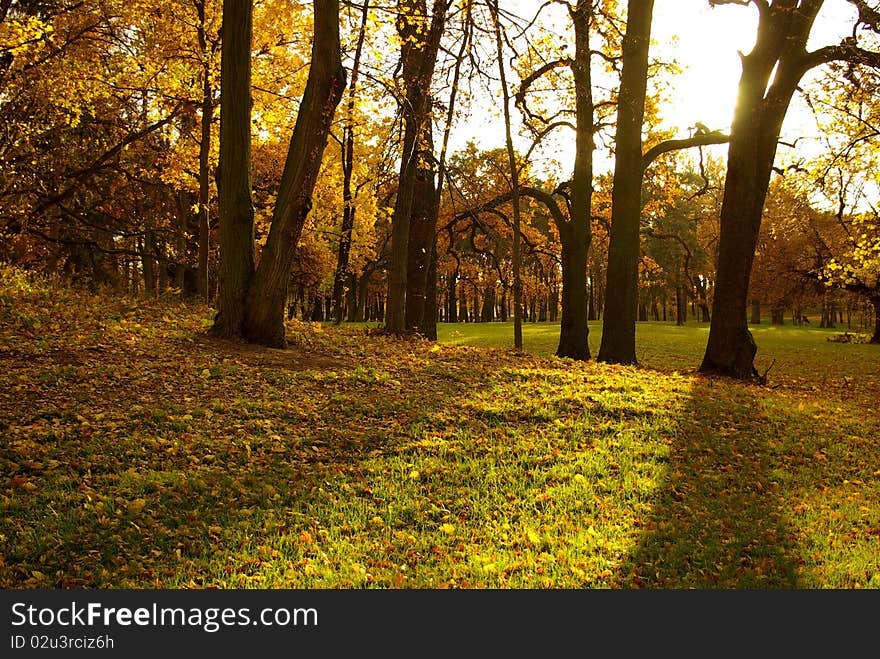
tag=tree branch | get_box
[642,130,730,170]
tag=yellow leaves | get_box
[127,498,147,514]
[439,523,455,535]
[0,16,53,56]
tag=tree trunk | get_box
[241,0,346,346]
[556,225,590,360]
[490,0,523,349]
[140,235,157,297]
[355,272,370,322]
[422,239,438,340]
[385,0,447,332]
[700,1,825,379]
[555,0,594,359]
[480,285,495,323]
[598,0,654,365]
[211,0,255,338]
[197,68,212,302]
[446,270,457,323]
[404,129,436,333]
[750,299,761,324]
[870,296,880,344]
[331,0,368,325]
[676,284,686,326]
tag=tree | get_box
[489,0,523,350]
[598,0,728,364]
[598,0,654,365]
[212,0,255,338]
[384,0,449,333]
[212,0,346,346]
[700,0,880,379]
[331,0,370,325]
[241,0,346,346]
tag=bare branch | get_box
[642,130,730,170]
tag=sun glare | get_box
[652,0,759,133]
[460,0,861,180]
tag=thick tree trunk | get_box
[385,0,447,333]
[241,0,346,346]
[211,0,255,338]
[700,1,822,379]
[556,226,590,360]
[554,1,594,359]
[404,140,436,333]
[598,0,654,365]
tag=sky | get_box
[460,0,861,178]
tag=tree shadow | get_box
[615,380,802,588]
[0,329,497,588]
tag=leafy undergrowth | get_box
[1,266,879,589]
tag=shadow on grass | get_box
[0,331,487,588]
[615,381,802,588]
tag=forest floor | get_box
[2,266,879,588]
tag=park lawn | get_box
[1,267,879,588]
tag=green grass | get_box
[2,267,879,588]
[438,319,877,376]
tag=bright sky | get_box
[461,0,861,179]
[653,0,857,132]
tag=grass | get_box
[1,266,879,588]
[437,318,877,377]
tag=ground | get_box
[1,267,879,588]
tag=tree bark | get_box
[422,239,439,339]
[700,0,829,379]
[556,223,590,359]
[385,0,447,333]
[211,0,255,338]
[553,0,594,359]
[490,0,523,350]
[598,0,654,365]
[750,299,761,324]
[404,127,437,333]
[241,0,346,346]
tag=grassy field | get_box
[2,267,879,588]
[438,318,877,377]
